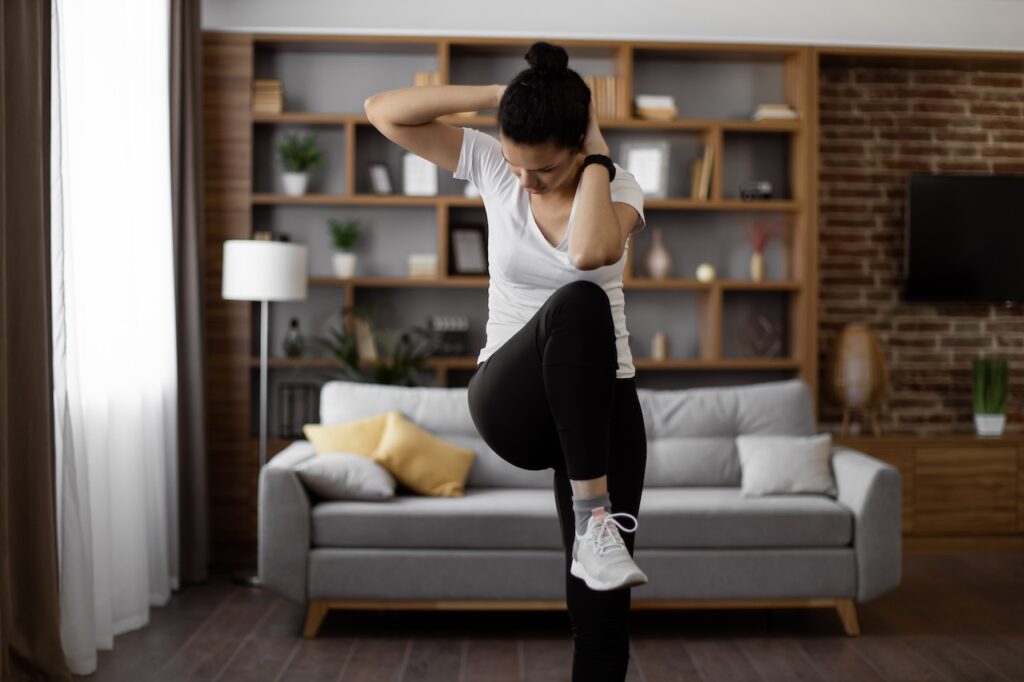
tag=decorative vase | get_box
[750,250,764,281]
[644,227,672,279]
[829,323,889,437]
[973,413,1006,437]
[282,171,309,196]
[283,318,305,358]
[332,251,357,278]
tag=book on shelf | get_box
[414,71,441,87]
[690,158,703,199]
[582,74,621,118]
[692,143,714,200]
[253,79,283,114]
[634,95,678,121]
[752,103,798,120]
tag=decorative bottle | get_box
[283,318,305,358]
[644,227,672,279]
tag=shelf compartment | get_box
[720,289,791,360]
[721,131,792,201]
[254,39,438,115]
[630,211,794,282]
[253,124,347,195]
[631,47,796,121]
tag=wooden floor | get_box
[78,550,1024,681]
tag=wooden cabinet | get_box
[834,434,1024,545]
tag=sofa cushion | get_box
[295,452,396,501]
[320,380,551,488]
[639,379,817,487]
[310,486,852,550]
[736,433,838,497]
[370,411,475,497]
[302,413,388,456]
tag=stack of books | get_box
[690,143,715,200]
[408,253,438,279]
[634,94,679,121]
[414,71,442,87]
[752,103,798,121]
[582,74,623,118]
[253,80,283,114]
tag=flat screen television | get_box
[904,174,1024,303]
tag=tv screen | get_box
[905,174,1024,303]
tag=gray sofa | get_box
[259,378,901,638]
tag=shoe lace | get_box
[589,512,639,556]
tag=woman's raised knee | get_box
[549,280,612,320]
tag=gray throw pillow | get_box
[294,452,396,501]
[736,433,837,497]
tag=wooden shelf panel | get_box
[308,276,800,291]
[309,276,488,288]
[255,356,799,371]
[252,192,798,211]
[253,111,801,133]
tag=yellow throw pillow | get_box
[371,411,475,497]
[302,413,389,457]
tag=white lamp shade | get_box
[222,240,308,301]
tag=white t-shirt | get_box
[453,127,647,379]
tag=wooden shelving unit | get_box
[209,31,817,418]
[203,32,817,564]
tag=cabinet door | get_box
[914,447,1018,535]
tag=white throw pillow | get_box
[294,452,396,501]
[735,433,837,498]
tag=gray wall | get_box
[202,0,1024,51]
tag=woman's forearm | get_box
[569,165,621,270]
[364,84,501,126]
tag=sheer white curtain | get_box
[51,0,179,675]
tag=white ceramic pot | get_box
[282,172,309,196]
[974,413,1006,437]
[332,252,357,278]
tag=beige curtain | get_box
[171,0,209,584]
[0,0,72,679]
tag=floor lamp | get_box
[222,238,308,586]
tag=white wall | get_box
[201,0,1024,52]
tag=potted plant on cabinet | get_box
[328,218,360,278]
[972,356,1009,436]
[276,132,324,196]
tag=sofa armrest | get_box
[258,440,316,604]
[832,446,903,602]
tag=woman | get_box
[365,40,648,681]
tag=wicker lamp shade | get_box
[828,323,889,436]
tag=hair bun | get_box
[525,41,569,76]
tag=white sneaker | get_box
[570,510,648,591]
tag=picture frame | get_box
[450,225,488,275]
[368,163,393,195]
[620,140,670,199]
[402,152,438,196]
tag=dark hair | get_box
[498,41,590,151]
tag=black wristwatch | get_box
[582,154,616,182]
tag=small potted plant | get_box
[328,218,360,278]
[972,356,1009,436]
[276,132,324,196]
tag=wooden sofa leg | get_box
[303,600,328,638]
[835,599,860,636]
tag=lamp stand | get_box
[233,298,270,588]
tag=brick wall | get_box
[817,58,1024,435]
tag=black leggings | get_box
[467,280,648,682]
